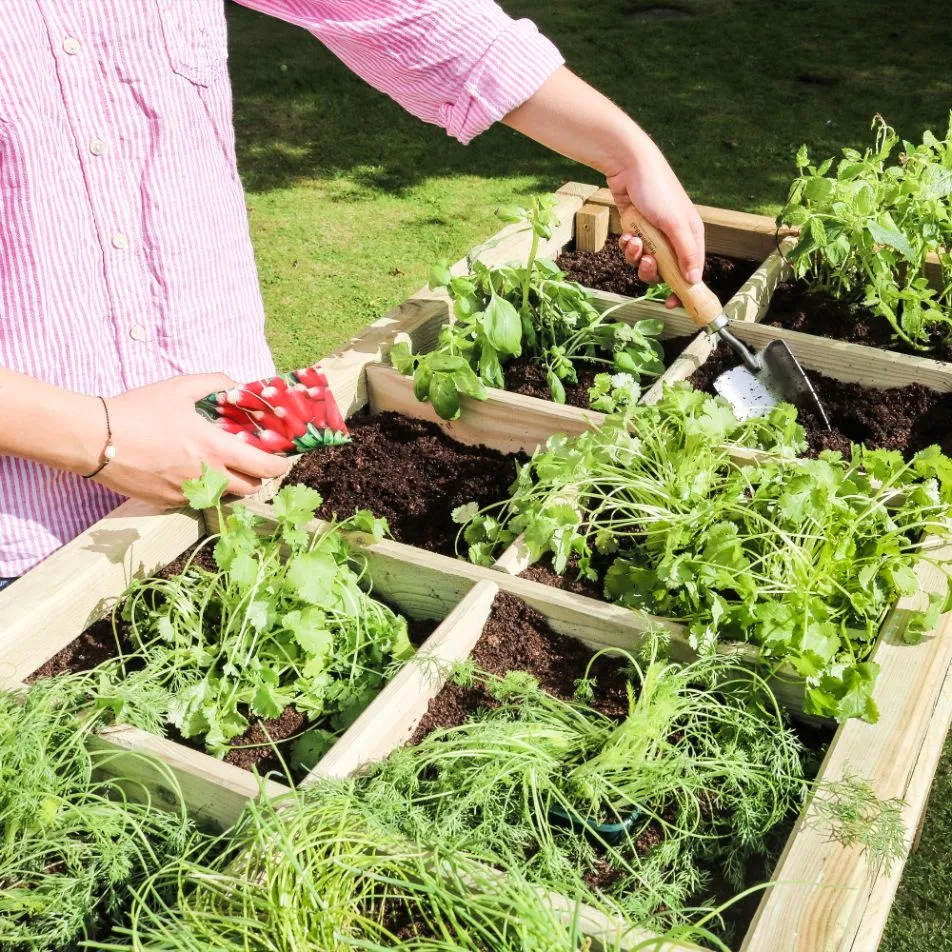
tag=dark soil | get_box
[557,245,756,303]
[26,543,218,682]
[290,411,522,557]
[503,356,598,408]
[519,555,605,601]
[762,279,952,363]
[410,592,631,744]
[27,618,118,681]
[689,340,952,460]
[502,334,696,409]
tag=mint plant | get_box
[455,386,952,722]
[109,467,413,762]
[391,196,669,419]
[780,115,952,349]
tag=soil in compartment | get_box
[290,411,523,558]
[689,340,952,460]
[411,591,630,744]
[502,334,696,409]
[518,554,607,602]
[406,592,829,926]
[26,543,440,781]
[557,243,756,303]
[761,279,952,363]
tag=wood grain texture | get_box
[848,659,952,950]
[307,580,498,782]
[89,725,289,832]
[728,320,952,391]
[366,362,601,453]
[742,540,952,952]
[583,186,793,260]
[575,202,610,252]
[0,500,203,688]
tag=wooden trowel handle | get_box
[619,205,723,328]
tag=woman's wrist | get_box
[0,368,109,476]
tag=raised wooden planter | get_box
[2,181,950,951]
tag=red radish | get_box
[255,429,295,453]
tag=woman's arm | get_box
[0,368,286,505]
[236,2,701,284]
[502,67,705,286]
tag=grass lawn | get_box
[227,1,952,947]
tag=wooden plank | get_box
[575,203,610,253]
[848,660,952,950]
[0,499,203,688]
[225,499,810,716]
[742,541,952,952]
[89,724,289,833]
[366,362,600,454]
[725,321,952,392]
[308,580,498,782]
[584,187,794,260]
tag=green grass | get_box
[226,1,952,946]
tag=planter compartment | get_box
[380,183,789,422]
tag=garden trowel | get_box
[620,207,831,429]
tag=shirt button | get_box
[90,138,108,156]
[63,37,81,55]
[129,324,149,342]
[112,232,128,250]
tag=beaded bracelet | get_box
[83,395,116,479]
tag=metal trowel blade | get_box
[712,339,831,430]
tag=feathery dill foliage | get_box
[0,673,192,950]
[106,466,413,762]
[90,781,678,952]
[358,638,807,933]
[456,384,952,722]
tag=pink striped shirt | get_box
[0,1,563,576]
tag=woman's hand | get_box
[86,374,288,507]
[608,136,706,309]
[502,66,705,306]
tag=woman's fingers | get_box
[619,233,643,264]
[637,255,659,284]
[224,469,264,498]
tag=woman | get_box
[0,0,704,587]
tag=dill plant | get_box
[91,782,700,951]
[357,638,810,934]
[0,673,193,950]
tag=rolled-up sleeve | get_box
[233,1,565,143]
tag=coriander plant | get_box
[391,195,669,419]
[107,466,413,764]
[456,386,952,721]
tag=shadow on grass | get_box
[227,0,952,210]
